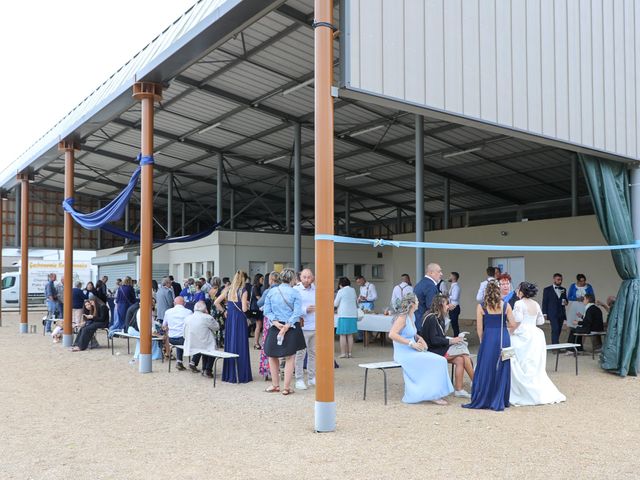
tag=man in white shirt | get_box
[294,269,316,390]
[355,276,378,310]
[162,296,192,371]
[475,266,497,303]
[388,274,413,312]
[447,272,462,337]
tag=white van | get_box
[1,271,44,308]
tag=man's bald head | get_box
[426,263,443,282]
[300,268,314,287]
[174,296,185,306]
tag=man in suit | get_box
[413,263,442,331]
[568,293,604,351]
[542,273,568,344]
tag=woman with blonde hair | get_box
[463,280,517,411]
[214,271,252,383]
[388,292,453,405]
[263,268,306,395]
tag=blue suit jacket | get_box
[542,285,567,321]
[414,276,439,331]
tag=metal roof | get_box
[2,0,591,236]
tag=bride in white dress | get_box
[510,282,566,406]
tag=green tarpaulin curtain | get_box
[579,153,640,376]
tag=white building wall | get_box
[343,0,640,161]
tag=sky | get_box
[0,0,197,171]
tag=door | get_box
[490,257,525,288]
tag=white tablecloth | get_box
[334,314,393,333]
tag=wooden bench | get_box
[572,331,606,359]
[358,361,401,405]
[546,343,581,375]
[168,344,239,387]
[110,331,164,361]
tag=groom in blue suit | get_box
[413,263,443,331]
[542,273,568,344]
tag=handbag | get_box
[498,303,516,366]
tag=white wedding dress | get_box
[510,299,566,406]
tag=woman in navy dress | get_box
[463,280,517,411]
[215,271,252,383]
[110,276,136,333]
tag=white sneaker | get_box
[454,389,471,398]
[295,379,307,390]
[308,378,316,386]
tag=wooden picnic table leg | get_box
[364,331,369,348]
[555,350,560,372]
[573,346,578,375]
[168,345,173,372]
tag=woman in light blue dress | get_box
[388,293,453,405]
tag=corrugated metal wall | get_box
[343,0,640,160]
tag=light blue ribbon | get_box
[314,234,640,252]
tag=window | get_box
[354,264,364,277]
[372,264,384,279]
[2,276,16,289]
[335,264,345,277]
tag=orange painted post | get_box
[133,82,162,373]
[18,173,29,333]
[314,0,336,432]
[59,140,79,347]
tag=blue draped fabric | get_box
[62,167,141,229]
[61,154,222,244]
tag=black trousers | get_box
[191,354,214,372]
[75,322,109,350]
[549,316,564,345]
[567,325,589,351]
[169,336,185,362]
[449,305,461,337]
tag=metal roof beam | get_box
[173,74,523,205]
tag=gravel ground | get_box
[0,310,638,480]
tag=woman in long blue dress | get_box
[215,271,252,384]
[463,280,517,411]
[388,292,453,405]
[110,276,136,334]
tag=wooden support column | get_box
[314,0,336,432]
[59,140,79,347]
[17,172,30,333]
[133,82,162,373]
